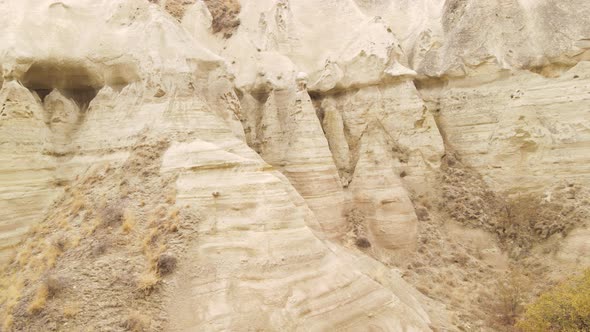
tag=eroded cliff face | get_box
[0,0,589,331]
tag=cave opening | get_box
[21,61,104,109]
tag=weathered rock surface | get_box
[0,0,589,331]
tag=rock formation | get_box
[0,0,588,331]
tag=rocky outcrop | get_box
[431,63,590,193]
[0,1,439,331]
[1,0,589,331]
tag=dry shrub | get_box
[415,206,430,221]
[91,240,108,257]
[355,238,371,248]
[156,253,177,276]
[489,270,530,327]
[168,207,179,220]
[122,312,150,332]
[346,208,366,236]
[45,276,66,297]
[16,244,32,267]
[101,204,124,228]
[69,235,81,248]
[346,209,372,249]
[500,194,585,251]
[203,0,241,37]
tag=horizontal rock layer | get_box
[1,0,589,331]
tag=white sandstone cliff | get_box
[0,0,589,331]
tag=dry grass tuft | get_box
[136,270,160,295]
[28,284,49,314]
[142,228,160,252]
[45,242,63,269]
[70,195,85,215]
[122,209,137,234]
[28,275,66,314]
[16,244,32,267]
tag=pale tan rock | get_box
[1,0,590,330]
[242,77,347,239]
[161,139,431,331]
[0,1,440,330]
[349,121,419,257]
[433,62,590,193]
[0,81,59,256]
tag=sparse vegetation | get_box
[204,0,241,37]
[517,269,590,332]
[439,150,588,257]
[0,137,191,330]
[45,275,66,297]
[28,275,65,314]
[346,208,370,249]
[45,242,63,269]
[122,312,150,332]
[490,270,530,327]
[156,0,241,37]
[28,284,49,314]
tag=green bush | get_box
[517,269,590,332]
